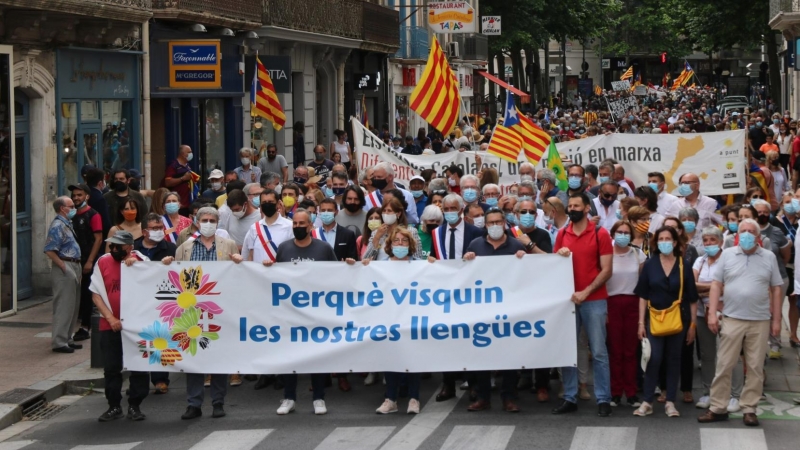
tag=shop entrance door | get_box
[13,90,31,300]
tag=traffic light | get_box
[660,52,667,64]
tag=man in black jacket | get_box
[315,198,358,262]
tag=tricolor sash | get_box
[431,225,446,260]
[255,223,279,262]
[366,190,383,210]
[162,215,178,243]
[186,230,201,243]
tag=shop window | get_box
[100,101,133,173]
[61,102,78,193]
[204,99,225,176]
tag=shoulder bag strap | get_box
[678,258,684,303]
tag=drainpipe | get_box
[338,60,346,130]
[142,20,152,189]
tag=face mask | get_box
[78,201,87,209]
[519,213,535,228]
[728,222,738,233]
[344,203,362,213]
[332,187,346,197]
[241,157,251,166]
[66,208,77,220]
[757,214,770,225]
[678,183,693,196]
[792,198,800,212]
[648,182,659,193]
[739,231,756,250]
[199,222,217,237]
[392,246,409,259]
[368,219,381,231]
[749,198,759,207]
[211,182,223,191]
[165,203,180,215]
[448,178,457,187]
[756,121,763,127]
[462,188,478,203]
[282,196,296,209]
[232,210,245,219]
[487,225,505,240]
[408,190,423,199]
[472,216,485,228]
[616,209,622,219]
[543,215,554,226]
[113,181,127,192]
[310,213,317,223]
[323,187,334,198]
[294,176,307,184]
[598,176,610,184]
[148,230,165,243]
[567,210,585,223]
[635,220,651,235]
[261,202,277,217]
[657,241,674,254]
[123,210,138,222]
[314,153,325,161]
[600,196,615,207]
[187,153,194,162]
[682,221,696,233]
[704,245,720,257]
[320,211,335,225]
[568,176,582,190]
[614,233,631,247]
[110,246,128,262]
[382,213,397,225]
[371,178,388,191]
[520,175,534,183]
[506,213,517,225]
[485,197,498,207]
[444,211,460,225]
[251,196,261,208]
[293,226,309,240]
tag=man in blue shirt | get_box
[409,175,428,219]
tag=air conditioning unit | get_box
[447,42,460,59]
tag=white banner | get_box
[428,2,476,33]
[353,118,746,196]
[607,96,640,119]
[611,80,631,91]
[121,256,577,374]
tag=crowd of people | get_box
[41,95,800,427]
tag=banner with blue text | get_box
[120,256,577,373]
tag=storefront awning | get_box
[476,71,530,101]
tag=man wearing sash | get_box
[242,189,293,265]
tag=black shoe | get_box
[52,346,74,354]
[68,343,83,350]
[551,400,578,414]
[73,328,90,342]
[598,402,612,417]
[243,374,258,381]
[212,403,226,418]
[611,396,622,407]
[98,406,123,422]
[181,406,202,420]
[127,405,146,421]
[627,395,642,407]
[273,376,284,390]
[254,375,273,390]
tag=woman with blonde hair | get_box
[363,198,423,260]
[150,187,170,215]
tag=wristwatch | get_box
[526,241,535,251]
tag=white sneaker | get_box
[633,401,653,416]
[276,399,295,415]
[313,399,327,415]
[665,401,680,417]
[727,397,741,413]
[695,395,711,409]
[364,373,376,386]
[376,399,398,414]
[459,381,469,390]
[407,398,420,414]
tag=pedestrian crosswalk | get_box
[0,426,777,450]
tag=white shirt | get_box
[777,133,793,155]
[656,191,679,216]
[445,219,466,260]
[667,195,722,230]
[693,254,721,317]
[592,198,619,231]
[606,247,644,296]
[242,216,293,262]
[648,212,665,234]
[224,209,261,247]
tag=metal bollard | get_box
[90,314,104,368]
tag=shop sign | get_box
[168,40,221,89]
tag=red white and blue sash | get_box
[162,215,178,243]
[431,225,446,260]
[255,223,279,262]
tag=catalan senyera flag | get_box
[620,66,634,80]
[360,96,369,128]
[486,124,523,163]
[749,162,771,204]
[251,56,286,130]
[409,37,461,135]
[546,140,568,192]
[501,91,551,165]
[584,110,598,126]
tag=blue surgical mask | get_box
[165,202,180,215]
[792,198,800,212]
[704,245,720,257]
[66,208,77,220]
[506,213,517,225]
[519,213,535,228]
[614,233,630,247]
[756,121,763,127]
[749,198,759,207]
[739,231,756,250]
[728,222,739,233]
[657,241,674,254]
[784,202,796,215]
[320,211,335,225]
[648,182,659,193]
[598,176,610,184]
[324,187,334,198]
[444,211,460,225]
[678,183,693,196]
[682,221,696,233]
[251,196,261,208]
[774,119,780,125]
[616,209,622,219]
[462,188,478,203]
[310,213,317,223]
[568,176,582,190]
[485,197,498,207]
[411,190,424,199]
[392,246,409,258]
[518,195,532,203]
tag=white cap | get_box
[208,169,224,180]
[410,175,425,183]
[641,338,651,372]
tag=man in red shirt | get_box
[552,192,614,417]
[90,231,150,422]
[162,144,194,214]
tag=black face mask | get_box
[372,178,388,190]
[757,214,770,225]
[128,180,140,191]
[599,196,615,207]
[293,227,309,240]
[112,181,127,192]
[344,203,362,213]
[261,202,277,217]
[109,245,127,262]
[314,153,325,161]
[294,176,307,184]
[332,187,346,197]
[567,210,585,223]
[425,223,438,233]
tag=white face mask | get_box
[487,225,505,240]
[199,222,217,237]
[297,195,305,203]
[472,216,485,228]
[211,182,222,191]
[382,213,397,225]
[241,157,251,166]
[148,230,165,243]
[232,210,245,219]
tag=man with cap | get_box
[90,230,150,422]
[402,136,422,155]
[390,136,403,152]
[69,183,104,342]
[44,196,83,354]
[202,169,226,202]
[409,175,428,219]
[127,169,143,192]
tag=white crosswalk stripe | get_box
[568,427,637,450]
[71,444,141,450]
[379,388,465,450]
[188,430,273,450]
[314,426,395,450]
[700,429,768,450]
[0,441,36,450]
[439,425,514,450]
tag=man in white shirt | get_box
[242,189,293,263]
[647,172,678,216]
[667,172,722,229]
[591,181,620,231]
[223,184,262,251]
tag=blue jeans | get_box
[561,299,611,404]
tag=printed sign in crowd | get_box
[606,96,640,120]
[352,118,746,196]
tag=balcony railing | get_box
[263,0,363,40]
[395,26,428,59]
[0,0,153,21]
[100,0,152,6]
[153,0,261,26]
[363,1,399,47]
[771,0,800,18]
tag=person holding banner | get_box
[161,207,243,420]
[364,198,422,261]
[429,194,484,262]
[242,189,293,265]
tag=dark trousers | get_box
[658,337,694,393]
[608,294,640,397]
[385,372,421,401]
[645,327,686,403]
[519,368,551,389]
[101,331,149,408]
[477,370,518,402]
[283,374,327,401]
[151,372,170,386]
[78,271,93,329]
[441,371,478,391]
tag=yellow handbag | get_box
[648,258,684,337]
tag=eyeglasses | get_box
[518,209,536,215]
[391,238,410,245]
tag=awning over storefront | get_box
[476,71,530,101]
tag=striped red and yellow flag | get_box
[487,124,522,163]
[620,66,633,80]
[584,111,598,125]
[250,56,286,130]
[511,109,551,165]
[409,37,461,135]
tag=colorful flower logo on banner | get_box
[138,266,223,366]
